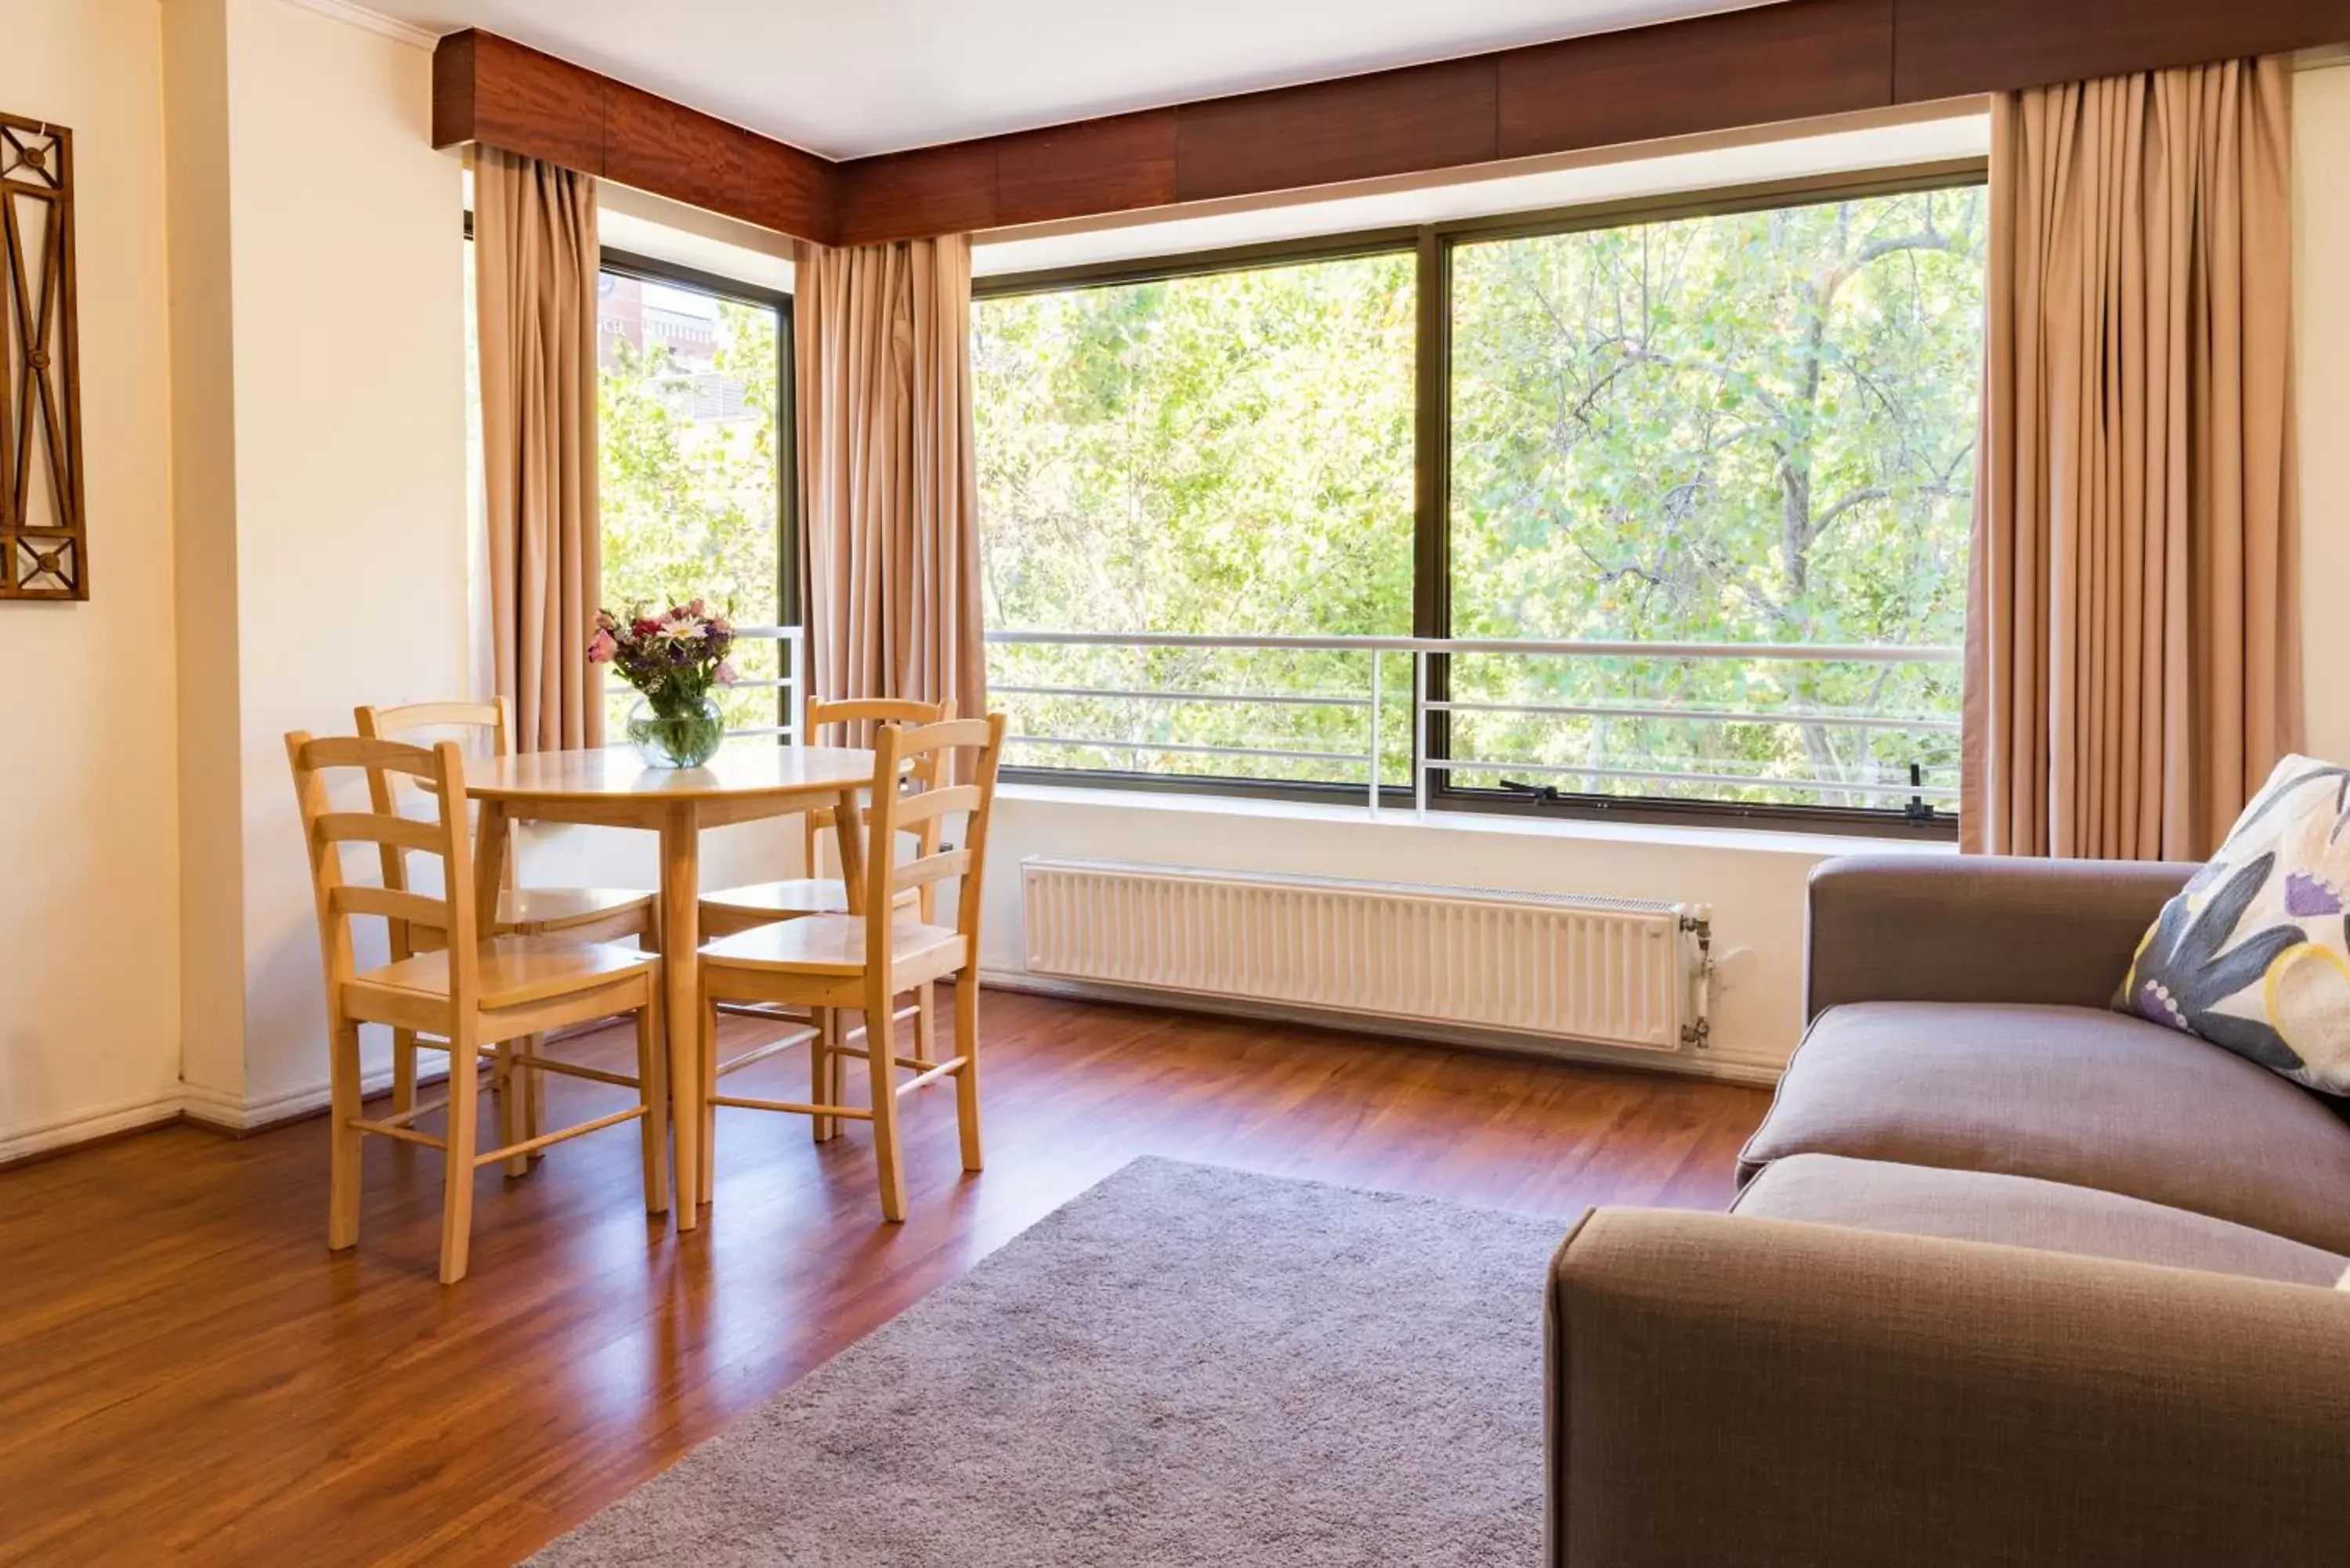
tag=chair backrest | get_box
[354,699,512,950]
[860,714,1007,967]
[802,695,956,901]
[285,731,479,1010]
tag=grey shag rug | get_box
[529,1158,1562,1566]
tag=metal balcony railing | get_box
[984,629,1962,818]
[714,625,1963,818]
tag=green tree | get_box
[972,186,1987,809]
[598,298,783,730]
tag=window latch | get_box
[1904,762,1938,826]
[1499,778,1565,806]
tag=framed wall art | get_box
[1,111,84,602]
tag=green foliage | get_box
[974,186,1987,812]
[1444,186,1984,807]
[598,298,785,732]
[974,255,1414,783]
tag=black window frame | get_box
[972,160,1987,840]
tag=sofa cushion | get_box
[1733,1153,2350,1287]
[2116,753,2350,1093]
[1741,1001,2350,1254]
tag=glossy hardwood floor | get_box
[2,989,1770,1567]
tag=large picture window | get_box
[975,249,1415,783]
[973,168,1987,833]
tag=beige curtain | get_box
[1963,57,2301,858]
[794,234,985,730]
[475,148,604,752]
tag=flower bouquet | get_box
[588,600,739,768]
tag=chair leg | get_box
[913,983,937,1068]
[439,1029,482,1285]
[391,1028,418,1116]
[953,977,983,1173]
[496,1039,529,1179]
[699,992,720,1208]
[636,989,671,1216]
[327,1019,364,1252]
[811,1008,836,1143]
[864,985,908,1223]
[522,1032,548,1159]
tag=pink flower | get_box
[586,628,618,663]
[685,598,707,617]
[714,660,740,687]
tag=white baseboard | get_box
[180,1061,412,1134]
[5,1061,420,1162]
[978,968,1787,1087]
[0,1092,186,1166]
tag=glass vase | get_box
[627,693,725,768]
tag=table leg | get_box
[659,803,703,1230]
[472,800,511,938]
[831,787,866,914]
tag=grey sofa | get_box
[1546,854,2350,1568]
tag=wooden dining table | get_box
[466,742,878,1229]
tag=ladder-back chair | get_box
[287,731,667,1284]
[356,699,656,1159]
[700,696,955,1097]
[694,714,1007,1221]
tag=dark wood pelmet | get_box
[432,0,2350,247]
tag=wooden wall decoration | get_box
[0,112,83,602]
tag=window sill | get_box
[996,781,1956,860]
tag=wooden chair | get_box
[700,696,954,1083]
[696,714,1007,1221]
[356,699,656,1149]
[287,731,668,1284]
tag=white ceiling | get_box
[358,0,1766,160]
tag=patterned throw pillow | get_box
[2117,755,2350,1093]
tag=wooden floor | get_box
[2,990,1768,1567]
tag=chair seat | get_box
[403,886,653,938]
[700,914,965,979]
[700,878,916,919]
[500,885,653,931]
[350,935,657,1011]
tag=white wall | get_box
[215,0,467,1114]
[4,0,465,1157]
[0,0,187,1156]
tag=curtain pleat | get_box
[1964,56,2300,859]
[475,148,602,753]
[794,234,985,735]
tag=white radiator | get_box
[1020,858,1712,1054]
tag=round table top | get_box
[467,743,877,804]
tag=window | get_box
[974,248,1415,785]
[595,253,794,737]
[973,169,1987,833]
[464,219,799,739]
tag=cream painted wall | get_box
[164,0,251,1116]
[0,0,187,1156]
[201,0,467,1118]
[2294,61,2350,766]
